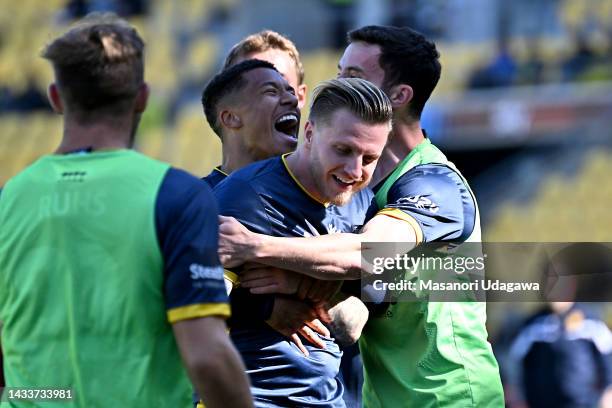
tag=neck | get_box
[285,148,326,203]
[372,117,425,185]
[220,152,256,174]
[55,116,135,154]
[220,134,259,174]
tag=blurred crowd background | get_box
[1,0,612,405]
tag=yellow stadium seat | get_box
[172,108,221,176]
[486,150,612,242]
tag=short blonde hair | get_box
[310,78,392,128]
[223,30,304,85]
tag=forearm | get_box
[243,214,417,280]
[173,317,253,408]
[194,336,253,408]
[324,293,369,347]
[252,233,365,280]
[221,214,416,279]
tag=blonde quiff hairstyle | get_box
[309,78,393,129]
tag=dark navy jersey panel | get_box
[202,167,227,188]
[156,168,227,310]
[378,164,476,243]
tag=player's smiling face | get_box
[338,42,386,88]
[235,67,300,161]
[305,108,389,206]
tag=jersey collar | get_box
[281,153,330,207]
[213,166,229,176]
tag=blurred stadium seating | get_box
[486,148,612,242]
[1,0,611,241]
[0,114,62,185]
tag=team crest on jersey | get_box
[398,195,439,213]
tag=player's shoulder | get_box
[163,167,213,192]
[155,168,218,243]
[214,156,283,195]
[227,156,283,183]
[3,156,50,186]
[389,163,470,204]
[159,167,216,208]
[395,163,466,190]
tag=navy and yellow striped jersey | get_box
[213,154,373,408]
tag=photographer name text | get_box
[372,279,540,293]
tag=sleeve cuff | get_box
[224,269,239,286]
[376,208,424,244]
[167,303,231,323]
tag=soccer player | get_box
[203,30,307,187]
[214,78,392,407]
[209,33,365,408]
[201,59,299,189]
[222,32,364,407]
[200,58,309,305]
[197,57,311,408]
[0,14,252,408]
[218,25,505,407]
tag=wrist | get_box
[251,233,270,261]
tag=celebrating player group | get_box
[0,12,504,408]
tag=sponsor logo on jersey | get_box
[60,171,87,182]
[189,264,223,281]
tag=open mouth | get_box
[333,175,357,188]
[274,113,299,139]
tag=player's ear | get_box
[134,83,149,114]
[47,83,63,114]
[220,110,242,130]
[303,120,314,148]
[297,84,308,110]
[387,84,413,109]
